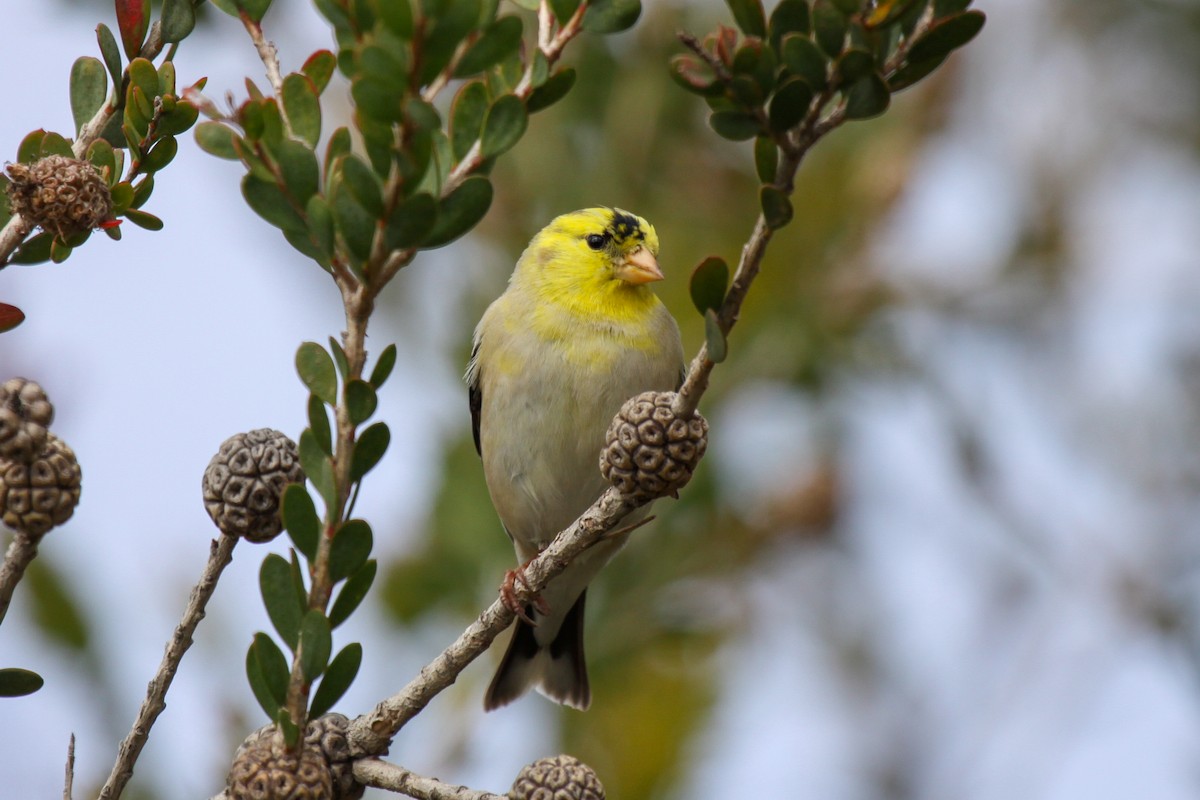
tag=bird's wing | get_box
[468,339,483,456]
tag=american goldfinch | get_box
[467,207,685,710]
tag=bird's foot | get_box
[500,560,550,625]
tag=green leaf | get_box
[299,429,337,510]
[0,304,25,334]
[369,344,398,389]
[768,77,813,133]
[378,0,414,38]
[754,135,778,183]
[480,94,527,158]
[450,81,489,161]
[309,642,362,717]
[352,76,402,122]
[261,554,304,649]
[669,55,722,97]
[690,256,729,316]
[39,132,74,159]
[908,10,985,64]
[725,0,766,37]
[242,175,305,233]
[329,337,350,380]
[549,0,581,23]
[709,110,762,141]
[240,0,273,23]
[122,208,163,230]
[195,122,239,160]
[308,394,333,457]
[17,130,47,164]
[705,309,728,363]
[296,342,338,405]
[528,68,576,114]
[330,177,376,263]
[132,174,154,208]
[340,155,384,217]
[275,139,320,207]
[115,0,151,59]
[330,519,373,582]
[329,560,377,628]
[157,99,200,137]
[141,135,178,172]
[780,33,828,89]
[246,633,288,718]
[769,0,811,51]
[583,0,641,33]
[11,232,55,265]
[385,192,437,249]
[830,0,862,13]
[454,15,523,77]
[50,239,74,265]
[282,74,322,148]
[812,1,848,57]
[127,57,159,109]
[345,380,378,425]
[24,560,88,650]
[349,422,390,482]
[301,51,337,96]
[96,24,123,88]
[276,709,300,747]
[282,483,321,561]
[70,57,108,138]
[419,0,484,83]
[866,0,919,27]
[761,185,794,229]
[324,127,352,184]
[836,48,876,85]
[424,176,492,248]
[843,72,890,119]
[110,182,135,214]
[888,53,946,91]
[161,0,196,42]
[0,668,43,697]
[298,610,332,682]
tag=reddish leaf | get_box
[115,0,151,60]
[0,304,25,334]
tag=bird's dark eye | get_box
[585,233,607,250]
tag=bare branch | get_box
[0,530,40,626]
[354,758,508,800]
[349,488,636,756]
[62,733,75,800]
[98,534,239,800]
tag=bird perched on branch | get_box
[467,207,684,710]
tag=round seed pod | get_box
[227,728,333,800]
[599,391,708,503]
[235,717,362,800]
[0,378,54,463]
[202,429,303,543]
[0,433,81,537]
[6,155,113,239]
[510,754,605,800]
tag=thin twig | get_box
[97,534,239,800]
[62,733,75,800]
[0,530,40,627]
[243,15,286,99]
[348,488,635,756]
[354,758,508,800]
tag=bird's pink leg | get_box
[500,559,551,625]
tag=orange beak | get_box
[615,246,664,284]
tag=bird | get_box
[466,207,684,710]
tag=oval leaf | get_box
[709,110,762,141]
[246,633,288,716]
[768,77,813,133]
[242,175,305,232]
[481,94,527,158]
[754,135,778,183]
[844,72,890,119]
[704,309,729,363]
[298,610,332,682]
[780,33,828,89]
[329,560,377,628]
[115,0,151,59]
[96,24,123,88]
[349,422,390,483]
[690,256,730,316]
[194,122,239,160]
[308,393,333,457]
[369,344,398,389]
[454,16,523,77]
[330,519,373,582]
[908,10,986,64]
[161,0,197,43]
[345,380,378,425]
[583,0,642,33]
[296,342,338,405]
[0,304,26,334]
[282,482,320,561]
[70,57,108,137]
[260,554,304,650]
[725,0,767,37]
[450,81,489,161]
[527,67,576,113]
[282,73,322,148]
[423,176,493,248]
[309,642,363,717]
[0,668,44,697]
[302,50,337,95]
[299,429,337,511]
